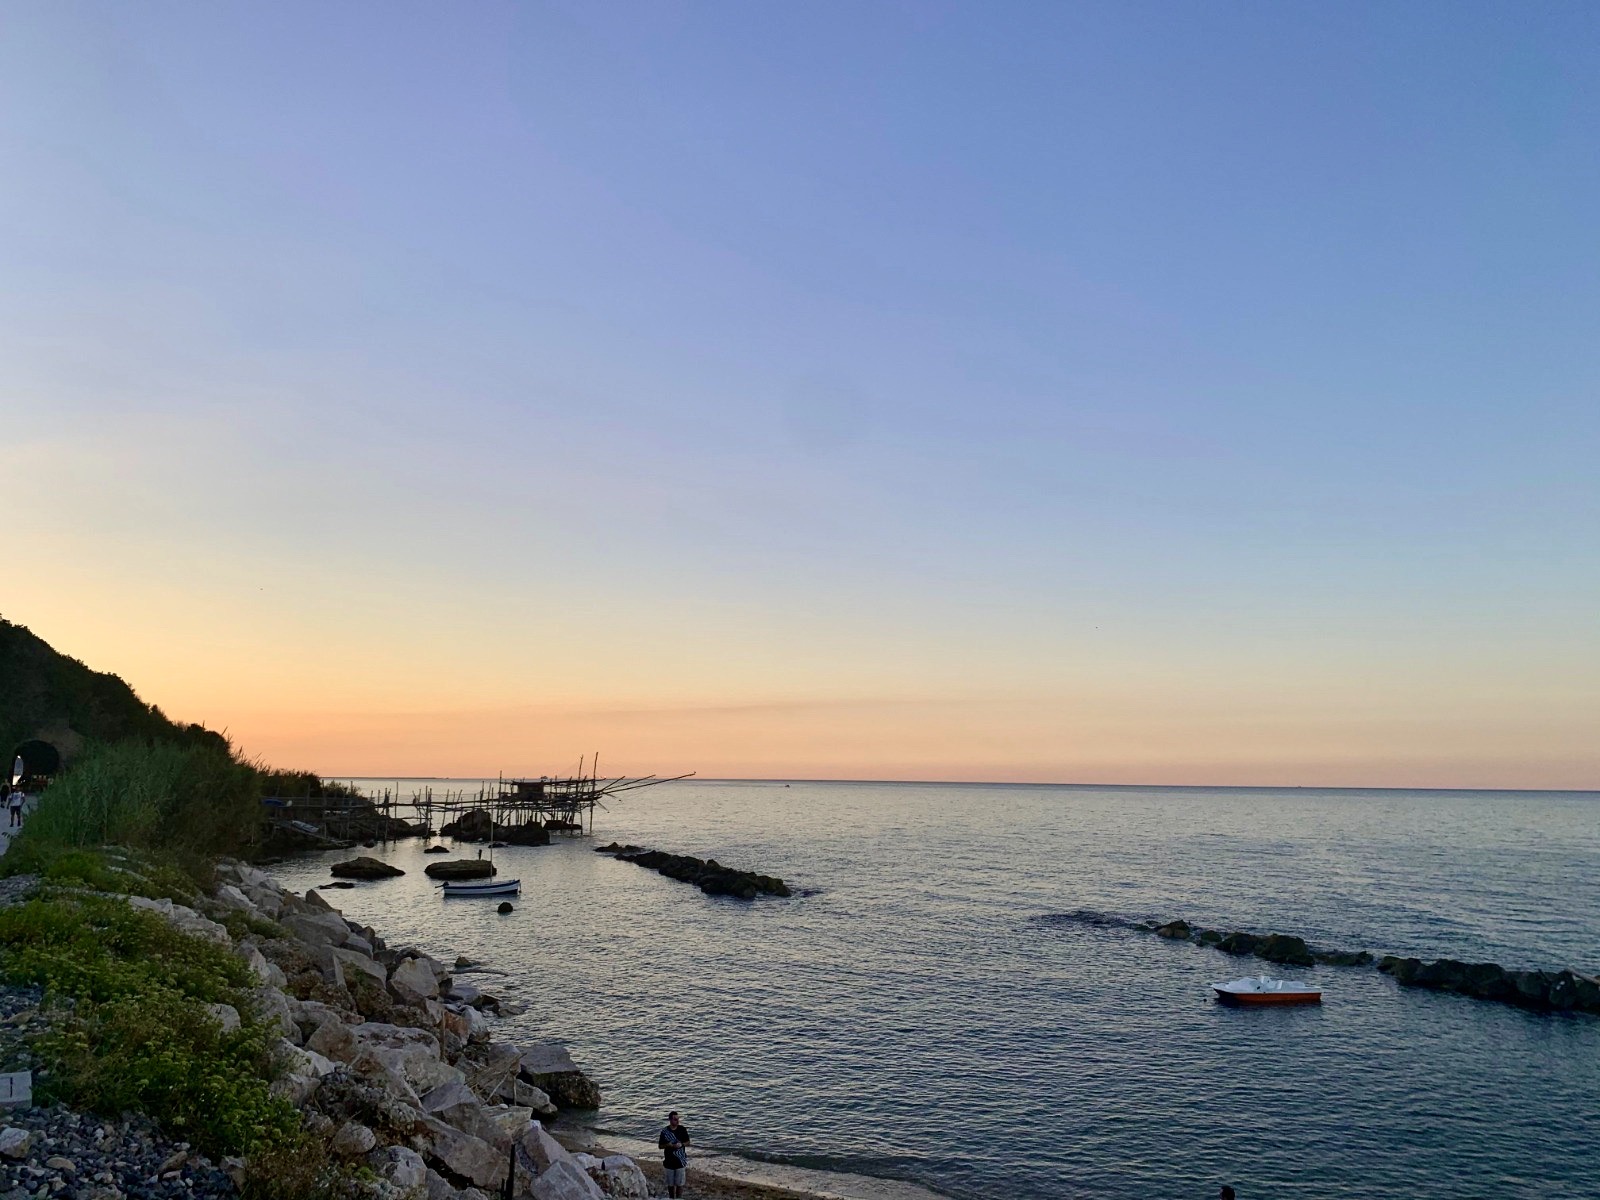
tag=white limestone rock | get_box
[390,957,441,1004]
[526,1159,604,1200]
[330,1121,378,1158]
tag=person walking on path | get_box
[657,1110,691,1198]
[6,789,24,829]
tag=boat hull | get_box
[442,880,521,897]
[1213,988,1321,1006]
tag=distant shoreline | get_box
[324,774,1600,796]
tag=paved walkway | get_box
[0,796,37,857]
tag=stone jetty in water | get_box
[595,843,792,900]
[1039,909,1600,1017]
[1378,955,1600,1013]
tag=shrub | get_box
[35,993,299,1156]
[10,739,263,860]
[1,842,201,904]
[0,894,298,1158]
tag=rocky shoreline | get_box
[1,857,917,1200]
[2,860,647,1200]
[594,845,791,901]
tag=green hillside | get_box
[0,616,227,764]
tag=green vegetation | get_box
[0,616,228,762]
[10,737,264,859]
[0,621,369,1193]
[0,840,201,903]
[0,893,299,1157]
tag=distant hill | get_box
[0,616,228,764]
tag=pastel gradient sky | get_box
[4,3,1598,786]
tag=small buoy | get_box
[497,901,514,914]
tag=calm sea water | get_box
[268,781,1600,1200]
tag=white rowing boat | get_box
[441,879,521,898]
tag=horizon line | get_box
[319,774,1600,796]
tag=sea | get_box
[265,780,1600,1200]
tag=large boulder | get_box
[357,1042,464,1098]
[1153,920,1191,940]
[367,1145,428,1197]
[441,810,496,842]
[391,957,442,1004]
[282,911,354,948]
[1254,934,1315,968]
[413,1113,506,1190]
[1572,974,1600,1013]
[1508,970,1552,1008]
[425,860,498,880]
[330,947,390,992]
[331,857,406,880]
[240,943,290,990]
[590,1155,649,1198]
[527,1160,604,1200]
[330,1121,378,1158]
[1216,931,1261,957]
[516,1123,571,1174]
[518,1041,601,1110]
[253,985,298,1041]
[1378,955,1420,983]
[1411,959,1471,990]
[421,1081,511,1151]
[270,1039,339,1106]
[307,1016,359,1062]
[124,896,232,945]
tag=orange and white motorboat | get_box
[1212,974,1322,1006]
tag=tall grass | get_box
[13,738,263,861]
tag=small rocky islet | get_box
[594,844,791,900]
[1044,909,1600,1016]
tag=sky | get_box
[3,2,1598,787]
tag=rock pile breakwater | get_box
[1037,909,1600,1017]
[1146,919,1373,969]
[1378,956,1600,1013]
[595,844,792,900]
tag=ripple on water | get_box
[268,781,1600,1200]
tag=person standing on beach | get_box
[658,1110,691,1198]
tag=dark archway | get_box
[11,739,61,786]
